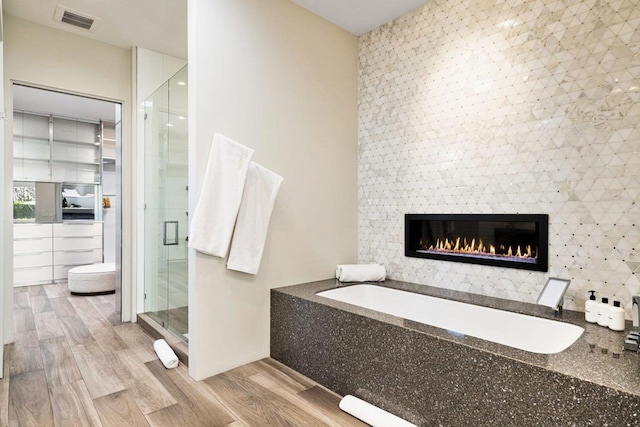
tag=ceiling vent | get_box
[53,6,102,32]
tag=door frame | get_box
[4,82,128,339]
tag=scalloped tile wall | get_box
[358,0,640,317]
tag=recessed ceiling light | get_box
[167,123,174,127]
[177,81,186,86]
[178,116,185,120]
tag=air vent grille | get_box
[60,10,94,30]
[53,6,101,32]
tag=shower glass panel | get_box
[144,65,188,341]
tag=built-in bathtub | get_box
[317,284,583,355]
[271,279,640,426]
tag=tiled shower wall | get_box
[358,0,640,316]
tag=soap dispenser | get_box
[585,291,598,323]
[597,297,610,327]
[608,300,625,332]
[633,296,640,331]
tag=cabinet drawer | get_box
[53,222,102,237]
[14,265,52,286]
[54,248,102,266]
[13,251,53,269]
[53,235,102,251]
[14,223,53,239]
[14,237,53,254]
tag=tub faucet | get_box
[633,296,640,332]
[536,278,571,317]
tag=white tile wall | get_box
[358,0,640,317]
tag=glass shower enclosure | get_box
[143,66,189,341]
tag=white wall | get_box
[188,0,358,379]
[2,15,132,340]
[136,47,186,102]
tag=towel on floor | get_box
[339,395,417,427]
[153,339,179,369]
[335,264,386,282]
[227,162,283,275]
[189,133,254,257]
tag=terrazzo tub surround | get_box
[271,279,640,426]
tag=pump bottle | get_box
[585,291,598,323]
[608,300,625,332]
[597,297,610,327]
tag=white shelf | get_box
[14,134,50,142]
[14,156,50,162]
[13,111,102,185]
[53,138,100,147]
[53,159,101,166]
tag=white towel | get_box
[189,133,254,257]
[339,395,417,427]
[336,264,386,282]
[227,162,283,275]
[153,339,179,369]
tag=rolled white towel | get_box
[339,395,417,427]
[153,339,179,369]
[336,264,386,282]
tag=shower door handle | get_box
[163,221,179,246]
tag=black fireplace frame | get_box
[405,214,549,272]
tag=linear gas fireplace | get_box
[405,214,548,272]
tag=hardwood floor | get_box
[1,283,365,426]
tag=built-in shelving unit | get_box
[12,110,107,286]
[14,111,103,184]
[13,112,52,182]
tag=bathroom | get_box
[1,0,640,425]
[188,0,640,422]
[189,0,639,366]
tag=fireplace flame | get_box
[427,238,535,259]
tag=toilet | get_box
[68,262,116,295]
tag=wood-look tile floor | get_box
[1,282,366,427]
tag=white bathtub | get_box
[317,284,583,354]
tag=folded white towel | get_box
[189,133,254,257]
[227,162,283,275]
[339,395,417,427]
[336,264,386,282]
[153,339,179,369]
[62,189,82,197]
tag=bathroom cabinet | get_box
[13,223,54,286]
[52,222,103,281]
[13,222,103,286]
